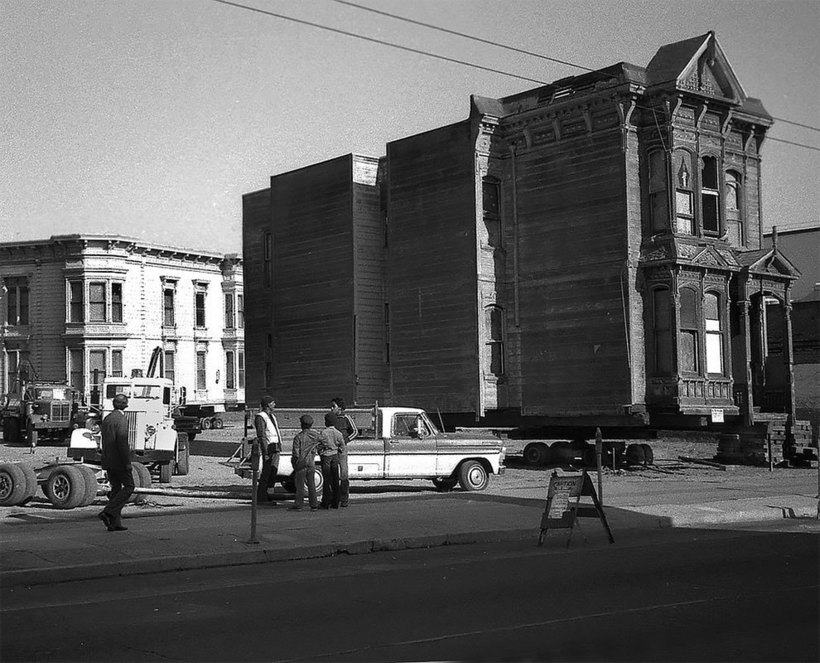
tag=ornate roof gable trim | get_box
[744,249,801,279]
[647,32,746,104]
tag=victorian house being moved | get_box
[243,33,801,439]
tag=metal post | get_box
[595,427,603,507]
[246,410,259,544]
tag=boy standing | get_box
[290,414,320,511]
[318,413,343,509]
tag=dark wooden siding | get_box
[242,188,272,406]
[271,155,355,406]
[386,121,479,412]
[514,130,634,416]
[352,156,389,404]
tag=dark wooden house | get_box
[243,33,800,434]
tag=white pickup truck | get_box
[230,406,506,493]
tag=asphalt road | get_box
[2,522,818,662]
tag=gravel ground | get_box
[0,423,811,516]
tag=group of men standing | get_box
[254,396,358,511]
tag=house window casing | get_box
[164,351,175,383]
[679,288,700,373]
[68,281,84,323]
[700,156,721,235]
[163,288,176,327]
[5,277,30,326]
[196,351,206,390]
[226,351,235,390]
[238,351,245,389]
[725,170,744,246]
[111,350,123,378]
[651,287,673,375]
[704,292,724,375]
[484,305,505,378]
[648,150,668,233]
[195,291,206,328]
[89,282,107,322]
[224,293,235,329]
[69,349,83,391]
[237,294,244,329]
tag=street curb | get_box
[0,528,538,588]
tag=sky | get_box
[2,0,818,256]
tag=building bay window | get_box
[725,170,744,246]
[648,150,668,233]
[89,282,107,322]
[163,288,176,327]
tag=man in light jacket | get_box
[255,395,282,505]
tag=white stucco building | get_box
[1,235,245,410]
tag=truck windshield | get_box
[34,388,69,400]
[133,385,161,399]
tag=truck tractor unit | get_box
[69,375,190,483]
[1,382,83,448]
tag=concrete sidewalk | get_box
[2,484,817,588]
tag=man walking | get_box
[318,413,343,509]
[99,393,133,532]
[289,414,320,511]
[330,397,358,508]
[255,395,282,505]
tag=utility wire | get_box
[333,0,820,135]
[211,0,548,85]
[212,0,819,150]
[331,0,595,73]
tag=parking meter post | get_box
[248,437,260,545]
[595,427,603,507]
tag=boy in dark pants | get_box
[330,397,358,508]
[290,414,320,511]
[318,413,343,508]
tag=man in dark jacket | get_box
[99,393,133,531]
[330,397,358,508]
[289,414,320,511]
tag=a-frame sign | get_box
[538,469,614,547]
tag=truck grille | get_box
[50,402,71,423]
[125,411,139,450]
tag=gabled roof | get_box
[736,247,801,279]
[645,31,756,110]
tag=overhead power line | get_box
[334,0,820,135]
[211,0,548,85]
[212,0,819,151]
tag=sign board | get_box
[538,470,614,547]
[711,408,725,423]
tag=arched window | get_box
[679,288,699,373]
[725,170,744,246]
[484,305,504,377]
[700,156,720,235]
[651,287,672,375]
[704,292,724,375]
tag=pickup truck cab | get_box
[235,406,506,492]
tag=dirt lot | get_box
[0,422,812,517]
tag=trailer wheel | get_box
[551,441,574,465]
[625,443,645,466]
[75,465,99,507]
[281,476,296,493]
[432,477,458,492]
[132,462,151,488]
[159,461,173,484]
[3,419,20,444]
[458,460,489,491]
[19,463,39,505]
[524,443,549,466]
[175,441,190,476]
[44,466,86,509]
[213,418,224,430]
[201,418,212,430]
[0,463,30,506]
[640,443,654,465]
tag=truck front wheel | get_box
[458,460,489,491]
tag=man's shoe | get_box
[98,512,114,531]
[340,503,349,508]
[310,507,319,511]
[288,506,302,511]
[112,525,128,531]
